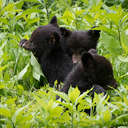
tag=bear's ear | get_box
[50,16,58,27]
[49,32,60,44]
[81,52,94,69]
[88,30,100,39]
[60,27,72,37]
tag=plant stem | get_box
[118,26,122,51]
[71,111,74,128]
[44,1,49,22]
[13,51,20,75]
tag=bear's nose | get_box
[19,39,27,47]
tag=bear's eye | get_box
[30,40,33,44]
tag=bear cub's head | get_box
[60,27,100,64]
[19,16,61,58]
[63,49,118,94]
[80,49,118,89]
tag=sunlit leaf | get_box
[12,103,31,124]
[68,87,80,104]
[30,53,45,81]
[12,63,29,80]
[0,108,11,118]
[102,109,112,122]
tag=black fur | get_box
[60,49,117,95]
[19,16,73,87]
[60,27,100,63]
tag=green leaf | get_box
[112,113,128,126]
[12,103,31,124]
[68,87,80,104]
[81,0,88,4]
[30,53,45,81]
[102,109,112,122]
[53,90,70,103]
[24,0,41,3]
[26,17,40,26]
[118,56,128,63]
[75,89,92,105]
[12,63,29,80]
[100,32,122,55]
[0,85,5,89]
[0,65,8,72]
[0,108,11,118]
[62,9,75,24]
[16,8,41,20]
[15,1,24,9]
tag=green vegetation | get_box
[0,0,128,127]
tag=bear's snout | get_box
[19,39,28,47]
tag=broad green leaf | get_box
[6,98,16,106]
[123,96,128,105]
[3,3,14,11]
[56,100,73,111]
[23,35,29,40]
[0,17,8,25]
[15,1,24,9]
[47,99,55,111]
[26,17,40,26]
[62,9,75,24]
[75,89,92,105]
[0,85,4,89]
[102,109,112,122]
[121,41,128,54]
[84,14,95,25]
[0,0,2,9]
[68,87,80,104]
[50,106,63,117]
[16,8,41,20]
[30,53,45,81]
[112,113,128,125]
[12,63,29,80]
[53,90,70,103]
[0,108,11,118]
[100,32,122,55]
[118,56,128,63]
[16,114,33,127]
[74,9,85,16]
[12,103,31,124]
[77,98,91,112]
[0,65,7,72]
[93,93,107,114]
[58,111,71,123]
[34,95,46,108]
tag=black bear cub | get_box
[19,16,73,87]
[60,27,100,64]
[60,49,118,95]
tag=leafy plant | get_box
[0,0,128,127]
